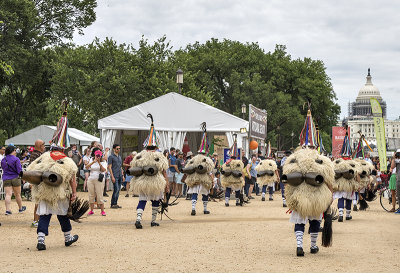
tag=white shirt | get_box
[88,158,107,180]
[83,155,91,170]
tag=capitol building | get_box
[346,69,400,151]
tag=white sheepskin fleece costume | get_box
[283,148,334,218]
[185,154,214,190]
[354,158,373,188]
[27,152,78,208]
[129,150,168,197]
[332,158,359,193]
[255,159,278,187]
[221,160,244,190]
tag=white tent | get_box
[98,92,249,151]
[5,125,100,147]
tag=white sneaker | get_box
[32,221,38,228]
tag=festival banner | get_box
[332,126,350,158]
[370,98,387,172]
[249,104,267,140]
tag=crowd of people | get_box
[2,142,399,218]
[1,138,400,254]
[81,142,400,216]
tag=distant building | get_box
[343,69,400,152]
[348,68,387,120]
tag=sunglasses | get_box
[115,148,120,150]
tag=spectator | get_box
[99,144,111,196]
[245,154,258,199]
[90,141,99,149]
[68,144,82,186]
[86,148,107,216]
[365,152,373,164]
[183,151,193,198]
[0,146,5,164]
[29,139,45,227]
[163,149,169,158]
[390,149,400,214]
[212,152,219,174]
[19,149,29,164]
[168,147,177,195]
[123,151,137,197]
[108,144,124,208]
[82,147,92,192]
[175,152,185,197]
[388,167,397,212]
[258,150,265,160]
[242,156,251,186]
[1,145,26,215]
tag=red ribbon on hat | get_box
[50,151,67,161]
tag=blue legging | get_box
[337,197,352,210]
[137,200,160,210]
[262,185,274,195]
[37,214,71,236]
[225,187,240,198]
[192,193,208,201]
[294,220,320,232]
[280,181,285,197]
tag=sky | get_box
[73,0,400,120]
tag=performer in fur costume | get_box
[283,148,334,256]
[351,133,374,211]
[182,122,214,215]
[22,101,81,250]
[333,158,359,221]
[353,158,374,210]
[129,114,169,229]
[283,108,334,256]
[333,126,360,221]
[256,142,279,202]
[221,134,245,207]
[221,159,245,207]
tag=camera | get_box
[395,152,400,159]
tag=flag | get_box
[370,98,387,172]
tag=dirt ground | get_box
[0,191,399,273]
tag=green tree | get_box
[49,37,214,135]
[0,0,97,140]
[175,41,339,151]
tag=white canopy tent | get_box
[5,125,100,147]
[98,92,249,152]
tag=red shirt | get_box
[124,155,133,171]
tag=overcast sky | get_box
[73,0,400,120]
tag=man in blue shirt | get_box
[108,144,125,208]
[168,147,177,195]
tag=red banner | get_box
[332,126,350,158]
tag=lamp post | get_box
[241,103,246,119]
[176,68,183,93]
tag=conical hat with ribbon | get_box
[143,113,158,150]
[229,134,238,159]
[50,99,70,150]
[198,122,209,154]
[353,131,373,159]
[299,108,318,148]
[315,124,326,155]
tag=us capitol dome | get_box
[349,68,387,119]
[345,69,399,152]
